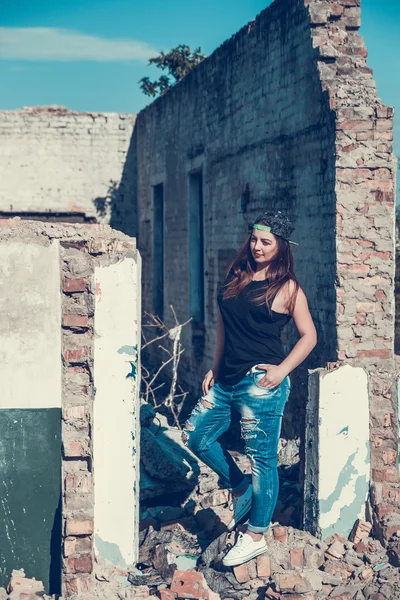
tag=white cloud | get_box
[0,27,158,62]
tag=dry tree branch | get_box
[140,305,192,428]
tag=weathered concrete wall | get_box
[0,239,62,592]
[0,220,141,596]
[0,240,62,409]
[135,0,398,538]
[0,107,137,236]
[136,0,338,442]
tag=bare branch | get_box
[140,305,192,428]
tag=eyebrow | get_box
[251,234,271,242]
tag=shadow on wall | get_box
[93,125,138,239]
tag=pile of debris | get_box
[89,500,400,600]
[1,405,399,600]
[0,568,58,600]
[89,403,400,600]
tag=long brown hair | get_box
[221,216,300,314]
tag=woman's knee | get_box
[182,421,204,454]
[181,395,218,450]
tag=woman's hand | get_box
[202,370,217,395]
[255,364,287,389]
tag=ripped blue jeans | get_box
[183,368,291,533]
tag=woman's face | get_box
[250,228,278,265]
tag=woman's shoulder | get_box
[274,278,302,313]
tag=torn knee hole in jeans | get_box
[182,421,194,444]
[240,417,266,440]
[191,397,215,417]
[200,397,214,409]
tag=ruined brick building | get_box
[0,0,399,595]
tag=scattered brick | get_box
[170,570,210,599]
[265,588,281,600]
[273,526,288,543]
[256,554,271,577]
[159,590,177,600]
[348,519,372,543]
[7,569,44,595]
[326,539,346,559]
[233,563,250,583]
[354,541,368,554]
[290,547,304,568]
[360,567,374,580]
[277,572,305,591]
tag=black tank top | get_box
[217,278,291,386]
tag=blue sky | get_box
[0,0,399,160]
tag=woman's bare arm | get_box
[257,282,317,388]
[279,285,317,376]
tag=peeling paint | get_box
[126,361,137,380]
[95,534,127,568]
[118,345,137,356]
[337,426,349,438]
[320,471,368,539]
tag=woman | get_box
[182,211,317,567]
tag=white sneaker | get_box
[227,484,252,532]
[222,531,267,566]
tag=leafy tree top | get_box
[139,44,206,98]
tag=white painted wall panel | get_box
[307,365,370,539]
[93,254,141,567]
[0,241,61,409]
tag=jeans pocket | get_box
[252,370,267,390]
[252,370,280,392]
